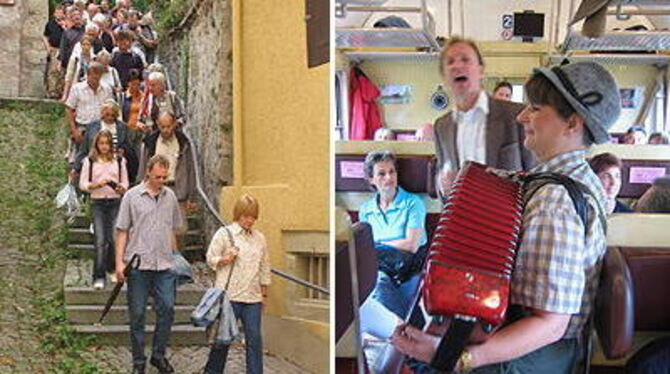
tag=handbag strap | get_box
[222,225,236,292]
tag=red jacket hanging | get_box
[349,67,383,140]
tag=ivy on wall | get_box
[143,0,190,35]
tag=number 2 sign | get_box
[502,14,513,29]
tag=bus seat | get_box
[596,247,670,360]
[335,222,378,342]
[335,154,433,193]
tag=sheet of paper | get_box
[340,161,365,179]
[628,166,666,184]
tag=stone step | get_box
[70,214,203,230]
[66,243,205,257]
[67,305,195,325]
[68,228,205,245]
[74,324,207,345]
[65,284,206,306]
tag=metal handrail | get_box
[181,127,329,296]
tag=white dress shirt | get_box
[453,91,489,168]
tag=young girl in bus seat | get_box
[588,152,632,214]
[79,130,129,290]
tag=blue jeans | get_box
[204,302,263,374]
[91,198,120,280]
[126,269,176,366]
[373,271,421,319]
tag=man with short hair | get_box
[433,37,534,198]
[58,8,85,70]
[137,112,195,207]
[43,5,66,98]
[64,62,113,163]
[116,154,183,374]
[111,30,145,89]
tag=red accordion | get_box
[416,161,524,371]
[423,161,523,326]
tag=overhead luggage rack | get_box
[547,53,670,66]
[335,0,440,51]
[561,30,670,53]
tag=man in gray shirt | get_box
[115,154,183,374]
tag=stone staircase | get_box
[64,212,209,345]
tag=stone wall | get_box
[0,1,48,97]
[157,0,233,239]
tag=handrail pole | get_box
[181,126,330,296]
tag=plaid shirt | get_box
[511,149,607,339]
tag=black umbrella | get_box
[97,254,141,324]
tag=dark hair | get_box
[128,69,142,82]
[649,132,670,145]
[439,36,484,75]
[525,73,595,146]
[116,29,135,41]
[588,152,622,174]
[493,81,513,94]
[363,150,396,179]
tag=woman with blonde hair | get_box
[79,130,129,289]
[204,194,271,374]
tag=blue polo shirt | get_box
[359,187,427,248]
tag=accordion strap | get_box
[522,172,607,234]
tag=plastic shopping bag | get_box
[55,183,81,220]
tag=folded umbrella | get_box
[97,254,141,324]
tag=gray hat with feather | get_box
[533,61,621,144]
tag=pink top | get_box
[79,156,129,199]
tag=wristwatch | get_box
[458,348,473,372]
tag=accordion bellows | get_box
[423,162,523,326]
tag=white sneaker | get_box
[93,279,105,290]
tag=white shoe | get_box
[93,279,105,290]
[89,223,94,235]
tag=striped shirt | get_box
[116,183,183,271]
[510,149,607,339]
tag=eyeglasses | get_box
[150,175,168,180]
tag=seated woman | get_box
[649,132,670,145]
[622,125,647,144]
[636,177,670,213]
[359,150,427,320]
[588,152,632,214]
[492,81,513,102]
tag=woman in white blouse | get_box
[204,194,271,374]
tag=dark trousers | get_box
[91,198,119,280]
[471,338,578,374]
[204,302,263,374]
[127,269,176,366]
